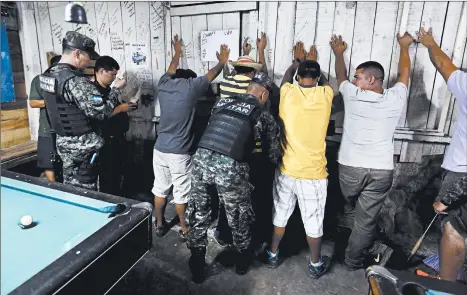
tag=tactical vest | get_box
[198,96,261,162]
[39,66,93,136]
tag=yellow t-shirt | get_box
[279,83,334,179]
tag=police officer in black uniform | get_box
[39,31,127,190]
[185,72,281,283]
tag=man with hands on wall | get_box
[330,31,414,270]
[264,41,334,279]
[152,34,230,242]
[219,32,268,99]
[417,27,467,282]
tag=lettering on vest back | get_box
[214,98,234,108]
[215,98,255,116]
[39,75,56,93]
[226,103,254,115]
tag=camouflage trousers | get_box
[56,133,103,191]
[186,148,255,252]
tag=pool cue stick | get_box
[406,213,439,263]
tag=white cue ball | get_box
[20,215,33,227]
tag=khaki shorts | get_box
[152,149,192,204]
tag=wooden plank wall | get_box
[17,1,466,162]
[19,1,165,141]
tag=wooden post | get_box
[17,2,41,141]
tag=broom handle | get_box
[408,213,439,259]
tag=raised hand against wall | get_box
[330,35,347,55]
[416,27,458,82]
[257,32,268,74]
[397,32,414,49]
[172,34,183,54]
[168,35,183,73]
[216,44,230,64]
[243,37,252,56]
[256,32,267,52]
[294,41,306,62]
[416,27,436,49]
[207,44,231,83]
[306,45,317,62]
[330,35,348,87]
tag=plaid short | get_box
[272,169,328,238]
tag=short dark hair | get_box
[297,60,321,79]
[62,43,74,54]
[234,66,255,75]
[356,61,385,81]
[173,69,197,79]
[95,56,120,72]
[50,55,61,66]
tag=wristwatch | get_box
[440,198,451,206]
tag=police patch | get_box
[39,75,56,93]
[214,98,233,108]
[92,96,103,103]
[226,102,255,115]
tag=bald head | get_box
[247,82,270,104]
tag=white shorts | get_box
[152,149,192,204]
[272,169,328,238]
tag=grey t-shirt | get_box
[155,73,209,154]
[338,80,408,170]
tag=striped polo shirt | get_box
[219,74,252,98]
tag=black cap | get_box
[251,72,273,92]
[297,60,320,79]
[63,31,99,60]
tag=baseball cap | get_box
[62,31,100,60]
[297,60,320,79]
[251,72,273,92]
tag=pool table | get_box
[366,265,467,295]
[1,170,153,295]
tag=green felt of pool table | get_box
[0,177,115,295]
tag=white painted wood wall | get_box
[18,1,467,162]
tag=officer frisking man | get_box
[39,31,127,190]
[185,72,281,283]
[91,56,137,195]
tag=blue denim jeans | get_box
[338,164,393,267]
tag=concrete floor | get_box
[109,203,369,295]
[6,155,441,295]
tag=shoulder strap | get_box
[57,69,79,96]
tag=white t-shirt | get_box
[338,81,408,170]
[442,70,467,173]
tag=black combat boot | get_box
[236,248,254,275]
[189,247,206,284]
